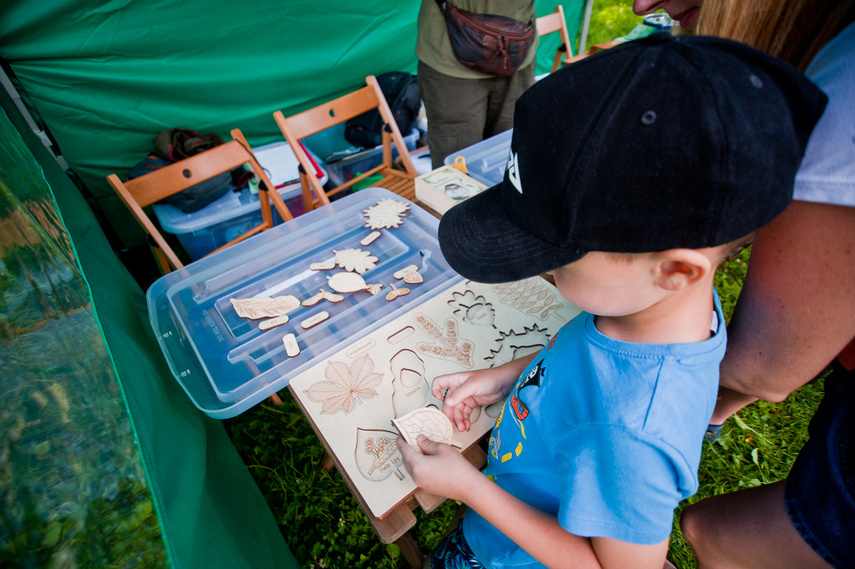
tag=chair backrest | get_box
[107,128,292,273]
[537,5,574,72]
[273,75,417,211]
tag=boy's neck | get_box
[594,282,716,345]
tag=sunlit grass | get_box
[585,0,645,47]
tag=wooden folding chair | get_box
[273,75,418,212]
[107,128,293,274]
[536,5,577,72]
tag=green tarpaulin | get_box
[1,86,298,568]
[0,0,586,246]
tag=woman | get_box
[631,0,702,30]
[667,1,855,568]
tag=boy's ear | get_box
[653,249,713,291]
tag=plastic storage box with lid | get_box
[147,187,461,419]
[323,127,421,187]
[443,128,512,187]
[151,142,327,261]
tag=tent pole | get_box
[578,0,595,55]
[0,65,68,170]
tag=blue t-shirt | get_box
[463,292,725,567]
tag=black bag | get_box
[434,0,535,77]
[127,154,234,213]
[344,72,421,149]
[127,128,237,213]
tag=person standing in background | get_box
[416,0,538,169]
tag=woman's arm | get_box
[716,200,855,417]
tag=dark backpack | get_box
[344,72,421,148]
[127,128,246,213]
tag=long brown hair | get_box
[697,0,855,70]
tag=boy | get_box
[397,33,827,569]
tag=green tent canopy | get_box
[0,0,589,247]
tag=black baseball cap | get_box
[438,33,827,283]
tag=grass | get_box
[225,5,825,567]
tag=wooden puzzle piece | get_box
[302,289,345,307]
[413,313,474,368]
[363,198,409,230]
[258,314,290,331]
[360,231,381,246]
[392,406,455,454]
[393,265,419,280]
[230,295,300,319]
[301,311,330,329]
[334,248,378,274]
[327,272,383,295]
[402,271,423,285]
[310,260,335,271]
[302,354,382,415]
[385,283,410,301]
[283,333,300,357]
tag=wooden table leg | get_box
[396,531,425,569]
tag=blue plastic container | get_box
[151,143,327,260]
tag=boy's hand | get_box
[433,355,536,431]
[397,435,481,502]
[432,370,508,431]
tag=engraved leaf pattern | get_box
[413,313,474,367]
[303,354,383,415]
[393,407,453,452]
[492,278,563,320]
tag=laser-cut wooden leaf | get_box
[230,295,300,319]
[363,198,410,230]
[334,248,378,274]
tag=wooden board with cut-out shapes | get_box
[289,277,581,519]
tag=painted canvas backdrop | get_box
[0,0,585,246]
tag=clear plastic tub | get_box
[443,128,512,187]
[324,128,421,187]
[147,187,461,418]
